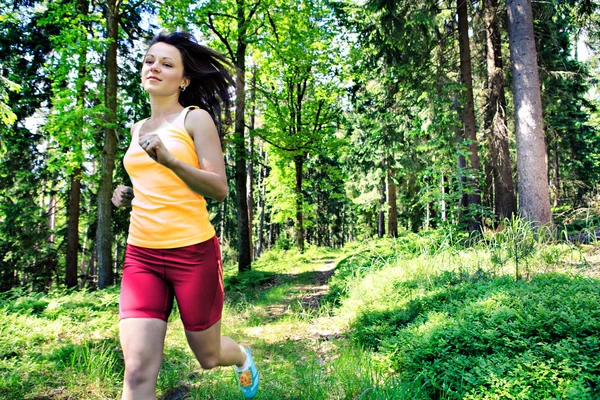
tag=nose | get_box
[148,61,160,72]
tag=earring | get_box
[181,86,187,92]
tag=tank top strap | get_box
[132,118,149,139]
[177,105,199,125]
[171,106,199,136]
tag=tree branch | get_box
[207,13,235,62]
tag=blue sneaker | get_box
[235,344,259,399]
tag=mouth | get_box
[147,76,161,81]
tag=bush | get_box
[350,272,600,399]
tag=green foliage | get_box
[0,75,21,126]
[2,233,600,399]
[0,287,122,399]
[533,1,600,205]
[337,231,600,399]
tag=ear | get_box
[181,77,191,88]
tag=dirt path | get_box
[263,260,337,318]
[161,258,340,400]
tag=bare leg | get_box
[185,319,246,369]
[120,318,167,400]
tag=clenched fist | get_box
[112,185,134,208]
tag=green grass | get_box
[2,228,600,399]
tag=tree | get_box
[257,0,343,251]
[457,0,482,232]
[506,0,552,226]
[483,0,516,222]
[96,0,120,288]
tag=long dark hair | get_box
[148,31,235,137]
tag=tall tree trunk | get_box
[378,157,386,238]
[79,204,91,288]
[387,163,398,237]
[66,3,88,288]
[65,169,81,288]
[247,64,257,260]
[457,0,482,232]
[256,146,267,258]
[506,0,552,226]
[87,247,97,288]
[484,0,517,222]
[294,154,305,252]
[47,194,57,244]
[234,10,251,272]
[97,0,119,289]
[552,130,560,206]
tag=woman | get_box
[111,31,259,400]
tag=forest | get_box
[2,0,600,399]
[0,0,599,289]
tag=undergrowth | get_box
[1,221,599,399]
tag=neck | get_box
[148,94,184,120]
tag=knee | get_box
[198,353,220,370]
[124,359,154,388]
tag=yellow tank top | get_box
[123,106,215,248]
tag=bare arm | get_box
[112,122,139,208]
[141,109,228,201]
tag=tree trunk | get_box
[387,164,398,237]
[484,0,517,222]
[246,64,257,260]
[506,0,552,226]
[97,0,119,289]
[457,0,482,232]
[234,13,252,271]
[294,154,305,252]
[66,3,88,288]
[65,169,81,288]
[378,157,386,238]
[47,194,57,244]
[87,247,97,289]
[79,209,91,288]
[256,147,267,258]
[247,133,254,260]
[552,130,560,206]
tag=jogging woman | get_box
[111,31,259,400]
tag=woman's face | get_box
[141,42,189,96]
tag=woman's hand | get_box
[112,185,134,208]
[139,134,176,168]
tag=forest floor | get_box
[158,248,362,400]
[5,233,600,399]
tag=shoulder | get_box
[184,108,218,139]
[184,108,214,129]
[130,119,146,135]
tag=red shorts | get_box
[119,235,224,331]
